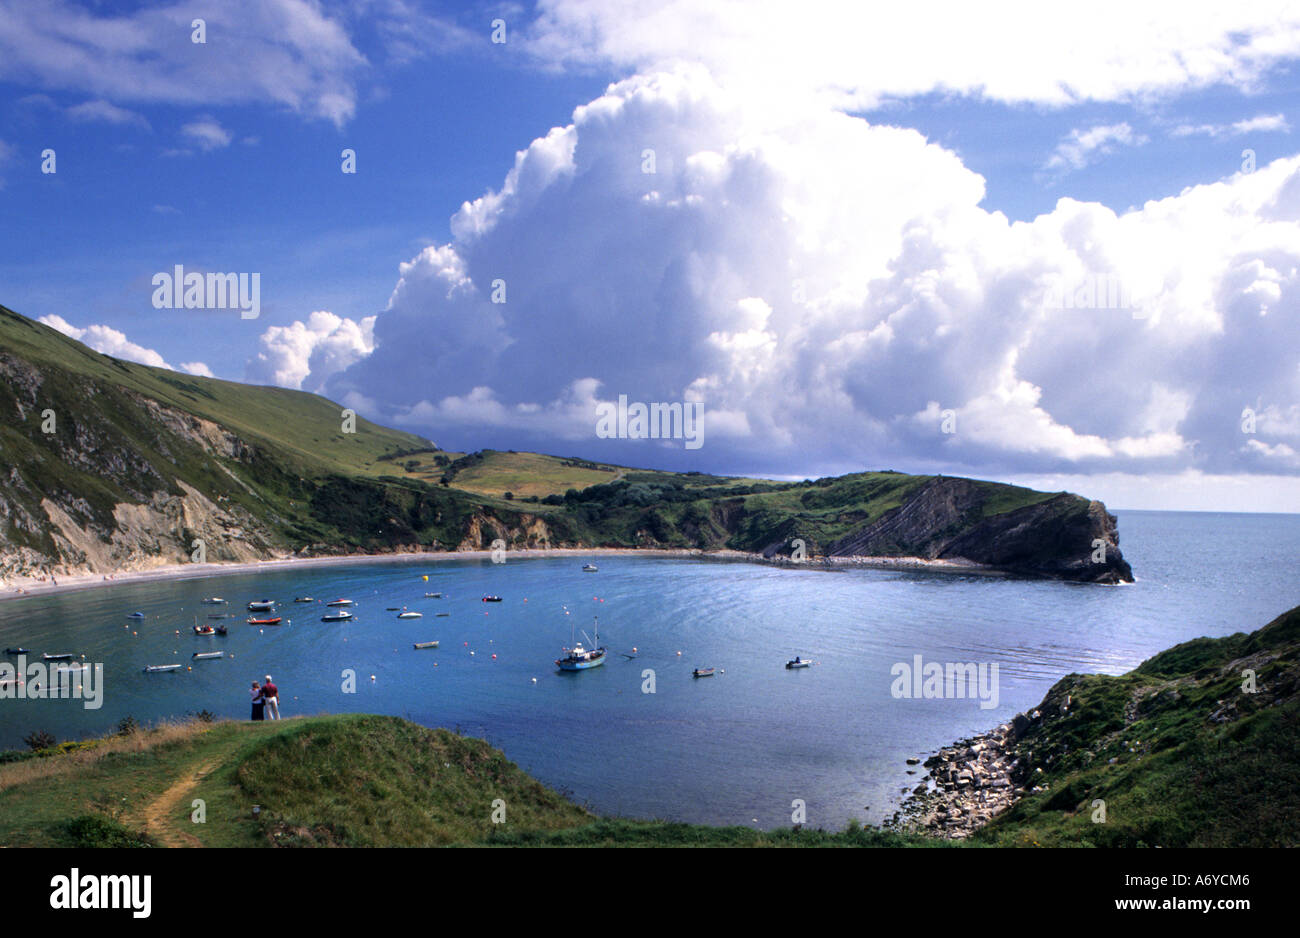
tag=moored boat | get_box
[785,656,811,669]
[247,616,282,626]
[247,600,276,611]
[582,563,598,572]
[556,617,607,671]
[424,592,442,598]
[192,651,223,660]
[4,647,30,655]
[326,598,355,607]
[126,612,145,619]
[41,653,74,661]
[144,664,182,673]
[397,611,423,619]
[481,595,503,603]
[202,598,227,605]
[294,597,315,603]
[321,610,354,622]
[692,667,715,677]
[194,625,229,635]
[412,640,440,649]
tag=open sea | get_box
[1,509,1297,829]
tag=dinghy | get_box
[435,612,451,617]
[247,616,282,626]
[294,597,315,603]
[192,651,223,660]
[144,664,182,673]
[583,564,598,572]
[785,657,812,669]
[397,611,423,619]
[126,612,145,619]
[424,592,442,598]
[481,595,503,603]
[412,640,440,649]
[692,667,716,678]
[194,624,228,635]
[4,647,30,655]
[247,600,276,611]
[321,610,354,622]
[202,598,227,605]
[41,653,74,661]
[326,598,355,607]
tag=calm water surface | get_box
[1,510,1296,829]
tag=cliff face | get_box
[824,477,1132,583]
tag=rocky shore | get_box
[889,718,1045,840]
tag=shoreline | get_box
[0,547,996,604]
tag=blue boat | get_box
[556,617,607,671]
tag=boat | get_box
[126,612,145,619]
[326,598,355,607]
[321,610,354,622]
[202,598,227,605]
[294,597,315,603]
[247,600,276,611]
[435,612,451,617]
[4,647,30,655]
[206,613,229,619]
[144,664,182,673]
[247,616,282,626]
[194,625,228,635]
[397,611,423,619]
[692,667,715,678]
[55,663,88,673]
[412,640,440,649]
[785,657,812,669]
[192,651,223,660]
[481,595,503,603]
[555,617,607,671]
[424,592,442,598]
[41,653,74,661]
[583,563,598,572]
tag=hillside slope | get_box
[0,303,1130,583]
[897,603,1300,846]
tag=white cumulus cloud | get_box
[245,311,377,393]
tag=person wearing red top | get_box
[262,675,280,720]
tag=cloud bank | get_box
[280,67,1299,482]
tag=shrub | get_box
[23,730,56,751]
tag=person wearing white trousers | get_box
[262,674,281,720]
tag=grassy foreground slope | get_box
[0,714,927,848]
[973,604,1300,847]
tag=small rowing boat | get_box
[326,598,355,607]
[247,616,282,626]
[202,598,227,605]
[294,597,315,603]
[321,610,354,622]
[582,563,598,572]
[785,657,812,669]
[692,667,715,678]
[126,612,145,619]
[247,600,276,611]
[41,653,74,661]
[397,611,423,619]
[481,595,503,603]
[206,613,229,619]
[144,664,182,673]
[192,651,223,660]
[413,640,440,649]
[4,647,29,655]
[194,625,228,635]
[424,592,442,598]
[435,612,450,617]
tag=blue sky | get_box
[1,1,1298,511]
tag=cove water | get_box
[1,510,1296,830]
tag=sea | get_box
[1,509,1296,830]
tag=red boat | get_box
[247,616,283,626]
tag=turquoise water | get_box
[1,510,1297,829]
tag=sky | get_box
[1,0,1298,512]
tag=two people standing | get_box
[249,675,281,721]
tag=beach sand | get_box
[0,547,995,603]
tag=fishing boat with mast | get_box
[555,616,607,671]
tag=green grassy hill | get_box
[0,302,1130,582]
